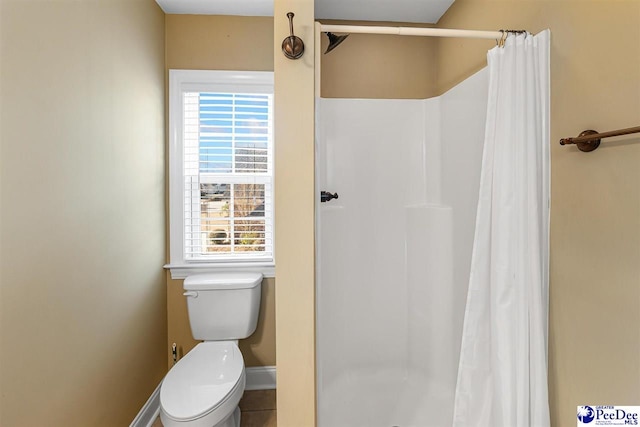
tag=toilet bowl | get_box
[160,341,246,427]
[159,272,263,427]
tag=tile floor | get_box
[152,389,277,427]
[238,390,277,427]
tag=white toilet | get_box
[160,272,263,427]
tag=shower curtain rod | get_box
[313,23,520,97]
[319,24,505,40]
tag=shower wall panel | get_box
[316,99,425,378]
[440,68,489,361]
[317,68,488,427]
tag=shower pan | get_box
[316,69,489,427]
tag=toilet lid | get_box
[161,342,244,421]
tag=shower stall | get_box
[316,68,489,427]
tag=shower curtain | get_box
[452,30,551,427]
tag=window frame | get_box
[166,69,275,279]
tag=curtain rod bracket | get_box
[560,129,601,152]
[560,125,640,152]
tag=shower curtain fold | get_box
[452,30,551,427]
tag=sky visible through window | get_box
[199,93,270,174]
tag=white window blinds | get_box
[168,70,274,276]
[182,90,273,262]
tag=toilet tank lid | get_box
[184,272,263,290]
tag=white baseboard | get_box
[130,380,162,427]
[245,366,277,390]
[130,366,276,426]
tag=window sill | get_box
[164,263,275,280]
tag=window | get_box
[167,70,274,278]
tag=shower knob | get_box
[320,191,339,203]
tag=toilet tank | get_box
[183,272,262,341]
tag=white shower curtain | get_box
[452,30,551,427]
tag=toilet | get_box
[160,272,263,427]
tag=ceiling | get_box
[155,0,455,24]
[155,0,273,16]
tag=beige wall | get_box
[274,1,317,426]
[0,1,166,426]
[165,15,274,72]
[436,1,640,425]
[164,15,276,368]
